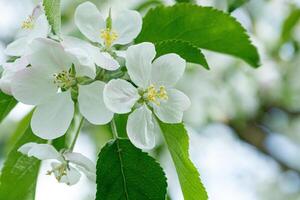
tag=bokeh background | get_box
[1,0,300,199]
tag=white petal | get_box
[1,56,30,94]
[11,67,57,105]
[64,152,96,173]
[126,42,156,88]
[93,51,120,71]
[29,38,72,73]
[112,10,142,45]
[153,89,191,123]
[127,105,156,149]
[78,81,113,125]
[74,62,96,79]
[75,2,105,43]
[61,36,96,67]
[31,91,74,139]
[61,36,119,71]
[103,79,140,114]
[18,142,37,155]
[51,162,81,186]
[27,14,49,41]
[0,69,15,95]
[27,144,61,160]
[4,37,28,56]
[151,54,186,87]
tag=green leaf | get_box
[0,126,45,200]
[0,91,17,123]
[155,40,209,69]
[228,0,249,12]
[136,4,260,67]
[96,139,167,200]
[281,8,300,43]
[175,0,195,3]
[43,0,61,35]
[158,122,208,200]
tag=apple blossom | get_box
[11,38,113,139]
[61,1,142,71]
[18,143,96,185]
[103,42,191,149]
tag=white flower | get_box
[4,5,49,57]
[62,1,142,71]
[0,5,49,94]
[11,38,113,139]
[18,143,96,186]
[0,57,29,94]
[103,42,191,149]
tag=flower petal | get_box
[28,144,61,160]
[127,105,156,149]
[0,56,29,95]
[74,2,105,43]
[51,162,81,186]
[126,42,156,88]
[11,67,57,105]
[151,53,186,87]
[29,38,72,73]
[61,36,119,71]
[31,91,74,139]
[112,10,142,45]
[78,81,113,125]
[61,36,96,67]
[64,152,96,173]
[27,14,49,41]
[4,37,28,57]
[18,142,37,155]
[93,51,120,71]
[18,142,62,160]
[103,79,140,114]
[153,89,191,123]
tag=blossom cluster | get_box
[0,2,190,185]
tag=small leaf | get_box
[0,91,17,123]
[0,126,45,200]
[96,139,167,200]
[158,121,208,200]
[228,0,249,12]
[43,0,61,35]
[281,8,300,43]
[155,40,209,69]
[136,4,260,67]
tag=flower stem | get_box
[110,117,119,139]
[69,116,84,150]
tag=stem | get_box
[69,116,84,150]
[111,117,119,139]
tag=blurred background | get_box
[1,0,300,199]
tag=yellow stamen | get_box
[21,15,34,29]
[53,70,76,90]
[100,28,118,48]
[145,84,168,106]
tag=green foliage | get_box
[0,91,17,123]
[175,0,195,3]
[96,139,167,200]
[228,0,249,12]
[136,4,260,68]
[155,40,209,69]
[0,126,45,200]
[281,8,300,43]
[158,122,208,200]
[43,0,61,35]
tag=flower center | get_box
[100,28,118,48]
[145,84,168,106]
[21,15,34,29]
[47,163,68,180]
[53,70,76,90]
